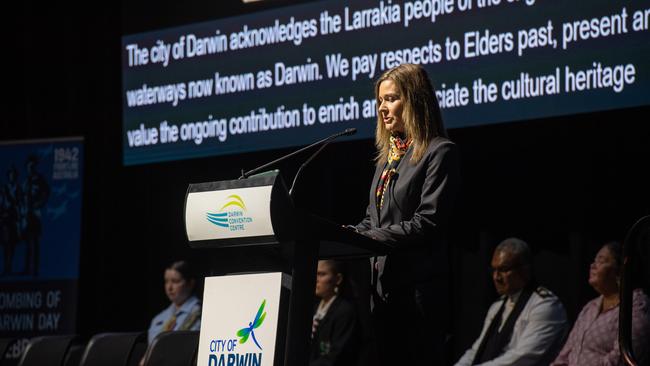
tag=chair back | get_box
[17,335,76,366]
[127,342,147,366]
[78,332,145,366]
[142,331,199,366]
[63,343,86,366]
[1,337,15,357]
[0,338,18,366]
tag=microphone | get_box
[288,128,356,197]
[328,128,357,138]
[239,128,357,186]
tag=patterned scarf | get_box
[375,134,411,210]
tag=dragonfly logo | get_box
[236,299,267,350]
[206,195,253,231]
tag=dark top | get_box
[356,136,460,292]
[473,286,535,364]
[310,296,359,366]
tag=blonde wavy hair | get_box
[374,64,446,164]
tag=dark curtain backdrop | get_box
[3,0,649,362]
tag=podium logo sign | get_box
[237,299,267,350]
[185,185,274,241]
[206,194,254,232]
[205,300,267,365]
[198,274,282,366]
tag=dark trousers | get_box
[371,281,448,366]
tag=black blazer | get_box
[310,296,359,366]
[356,136,460,292]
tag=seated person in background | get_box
[455,237,568,366]
[550,241,649,366]
[148,260,201,344]
[310,260,359,366]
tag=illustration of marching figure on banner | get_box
[0,137,83,365]
[1,155,50,276]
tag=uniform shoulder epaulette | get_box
[535,286,554,298]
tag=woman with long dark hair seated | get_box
[550,242,649,366]
[310,260,359,366]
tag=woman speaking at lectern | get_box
[354,63,460,365]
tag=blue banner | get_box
[0,137,84,362]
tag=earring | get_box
[334,286,339,294]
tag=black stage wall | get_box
[3,0,649,363]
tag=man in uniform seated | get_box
[455,238,568,366]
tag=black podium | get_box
[184,171,390,366]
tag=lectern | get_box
[184,171,390,366]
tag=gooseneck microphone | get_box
[288,128,357,197]
[239,128,358,193]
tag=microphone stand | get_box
[289,140,330,197]
[238,128,356,182]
